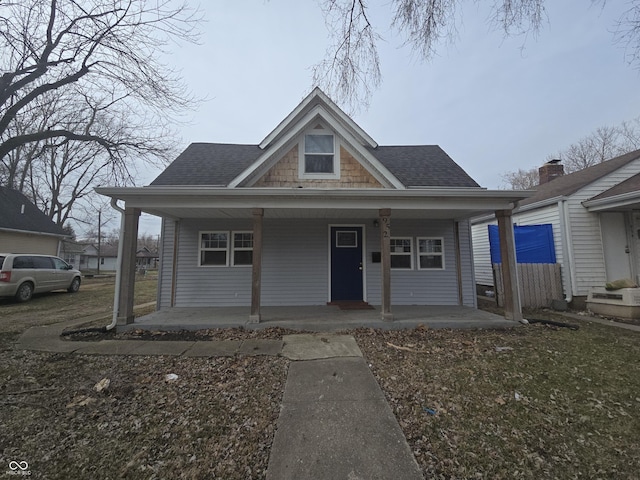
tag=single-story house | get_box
[97,88,530,326]
[0,186,66,255]
[80,243,119,271]
[135,246,158,270]
[472,150,640,307]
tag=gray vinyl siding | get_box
[157,217,473,307]
[366,219,460,306]
[457,219,477,307]
[173,219,253,307]
[158,218,175,308]
[262,219,328,305]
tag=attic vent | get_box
[313,123,324,130]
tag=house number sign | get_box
[381,216,391,238]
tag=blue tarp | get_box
[489,224,556,264]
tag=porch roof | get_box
[95,186,533,220]
[582,172,640,212]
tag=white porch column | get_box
[380,208,393,321]
[249,208,264,323]
[496,209,523,321]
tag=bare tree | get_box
[619,117,640,151]
[314,0,640,109]
[613,1,640,68]
[554,126,623,173]
[0,0,201,220]
[502,116,640,188]
[501,167,539,190]
[313,0,382,111]
[548,122,640,173]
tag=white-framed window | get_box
[232,231,254,266]
[390,237,413,269]
[418,237,444,269]
[199,231,229,266]
[299,126,340,179]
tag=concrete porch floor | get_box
[120,305,516,332]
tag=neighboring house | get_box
[136,247,158,270]
[59,240,85,269]
[97,88,529,325]
[80,243,119,271]
[0,186,66,255]
[472,150,640,306]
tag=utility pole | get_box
[97,210,101,275]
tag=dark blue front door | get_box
[331,226,364,301]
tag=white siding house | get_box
[472,151,640,305]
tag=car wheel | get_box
[67,277,81,293]
[15,282,34,303]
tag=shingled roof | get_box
[366,145,479,187]
[150,143,480,188]
[151,143,262,186]
[519,149,640,207]
[0,186,65,236]
[588,171,640,201]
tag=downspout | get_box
[106,197,126,331]
[60,198,126,337]
[558,199,574,303]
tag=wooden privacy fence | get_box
[492,263,563,309]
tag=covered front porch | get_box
[121,304,515,332]
[96,187,531,327]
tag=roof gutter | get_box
[0,226,66,238]
[582,190,640,211]
[96,186,532,202]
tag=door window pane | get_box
[336,231,357,248]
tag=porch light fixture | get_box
[373,219,379,228]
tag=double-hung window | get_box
[390,237,413,269]
[300,127,339,179]
[199,232,229,266]
[418,237,444,269]
[199,231,254,267]
[232,232,254,266]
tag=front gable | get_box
[229,89,404,189]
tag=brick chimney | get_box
[538,159,564,185]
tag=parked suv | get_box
[0,253,81,302]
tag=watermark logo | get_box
[6,461,30,476]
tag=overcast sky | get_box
[136,0,640,235]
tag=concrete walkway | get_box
[266,355,423,480]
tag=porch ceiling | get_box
[95,186,533,221]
